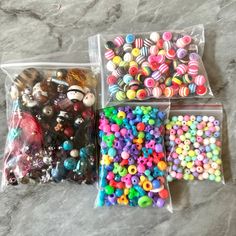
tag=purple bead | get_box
[167,156,173,162]
[205,130,211,137]
[172,164,178,171]
[155,144,163,152]
[189,52,200,61]
[128,157,135,165]
[177,167,183,173]
[173,125,179,130]
[148,192,154,198]
[192,171,199,177]
[156,198,165,208]
[115,132,120,138]
[108,194,116,204]
[113,156,121,162]
[214,120,220,126]
[199,146,205,152]
[174,159,180,165]
[177,48,187,59]
[101,141,107,149]
[203,158,208,164]
[131,176,139,185]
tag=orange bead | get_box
[157,161,167,171]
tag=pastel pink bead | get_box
[175,138,181,144]
[182,125,189,131]
[144,77,155,88]
[184,115,190,121]
[152,87,162,98]
[176,173,183,179]
[120,128,127,136]
[172,152,178,159]
[162,31,172,41]
[103,124,111,133]
[107,171,115,180]
[177,129,184,135]
[111,124,120,132]
[137,164,145,173]
[194,75,206,86]
[121,151,129,159]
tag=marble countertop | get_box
[0,0,236,235]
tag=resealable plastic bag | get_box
[165,102,224,184]
[96,102,173,212]
[88,24,213,108]
[1,52,100,189]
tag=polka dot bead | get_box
[104,31,210,100]
[165,115,223,183]
[98,106,170,208]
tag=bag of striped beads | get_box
[0,52,100,189]
[96,102,173,212]
[164,103,224,184]
[88,25,213,108]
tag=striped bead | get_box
[144,38,154,47]
[136,55,146,65]
[123,43,132,52]
[179,86,190,97]
[114,36,125,47]
[109,84,120,95]
[105,50,115,60]
[176,64,188,75]
[152,70,162,81]
[159,63,169,74]
[140,47,149,57]
[135,38,144,48]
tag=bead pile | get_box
[98,106,170,208]
[165,115,223,182]
[4,68,97,185]
[104,32,209,101]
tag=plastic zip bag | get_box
[96,102,173,212]
[88,25,213,108]
[1,54,100,189]
[165,103,224,184]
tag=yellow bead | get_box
[189,174,194,181]
[176,147,182,154]
[188,150,195,157]
[129,61,138,67]
[128,165,137,175]
[186,162,193,169]
[124,188,129,195]
[180,135,186,141]
[126,89,136,100]
[139,175,146,186]
[112,56,122,65]
[166,124,172,130]
[158,50,166,55]
[117,111,126,119]
[176,121,182,126]
[216,159,222,165]
[131,48,140,57]
[187,121,192,126]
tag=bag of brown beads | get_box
[1,60,99,188]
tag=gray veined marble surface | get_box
[0,0,236,235]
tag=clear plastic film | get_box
[164,102,224,184]
[96,102,173,212]
[88,24,213,109]
[1,52,100,189]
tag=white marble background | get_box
[0,0,236,235]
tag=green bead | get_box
[206,152,213,158]
[215,176,222,182]
[190,130,196,136]
[183,173,189,180]
[138,196,152,208]
[209,174,215,181]
[185,132,191,139]
[212,155,219,161]
[119,167,128,177]
[167,175,173,182]
[172,116,178,122]
[148,119,155,125]
[213,149,220,156]
[210,144,216,150]
[113,163,120,174]
[128,188,139,199]
[214,169,221,176]
[190,137,196,143]
[185,156,191,162]
[105,185,114,195]
[192,156,197,161]
[190,124,196,130]
[138,132,145,139]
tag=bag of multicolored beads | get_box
[89,25,213,108]
[165,103,224,184]
[1,53,100,189]
[96,102,173,211]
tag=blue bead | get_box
[80,147,88,159]
[64,158,77,170]
[100,178,107,187]
[115,189,123,197]
[51,165,66,182]
[108,147,116,157]
[63,141,73,151]
[126,34,135,44]
[158,111,166,120]
[133,185,145,196]
[152,180,161,189]
[196,115,202,122]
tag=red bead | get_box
[136,122,145,131]
[196,85,207,95]
[129,66,139,76]
[64,126,74,137]
[73,102,84,112]
[159,189,169,199]
[107,75,117,85]
[156,39,164,49]
[120,159,129,166]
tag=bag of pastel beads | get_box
[89,25,213,108]
[97,102,173,211]
[165,103,224,184]
[1,53,100,188]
